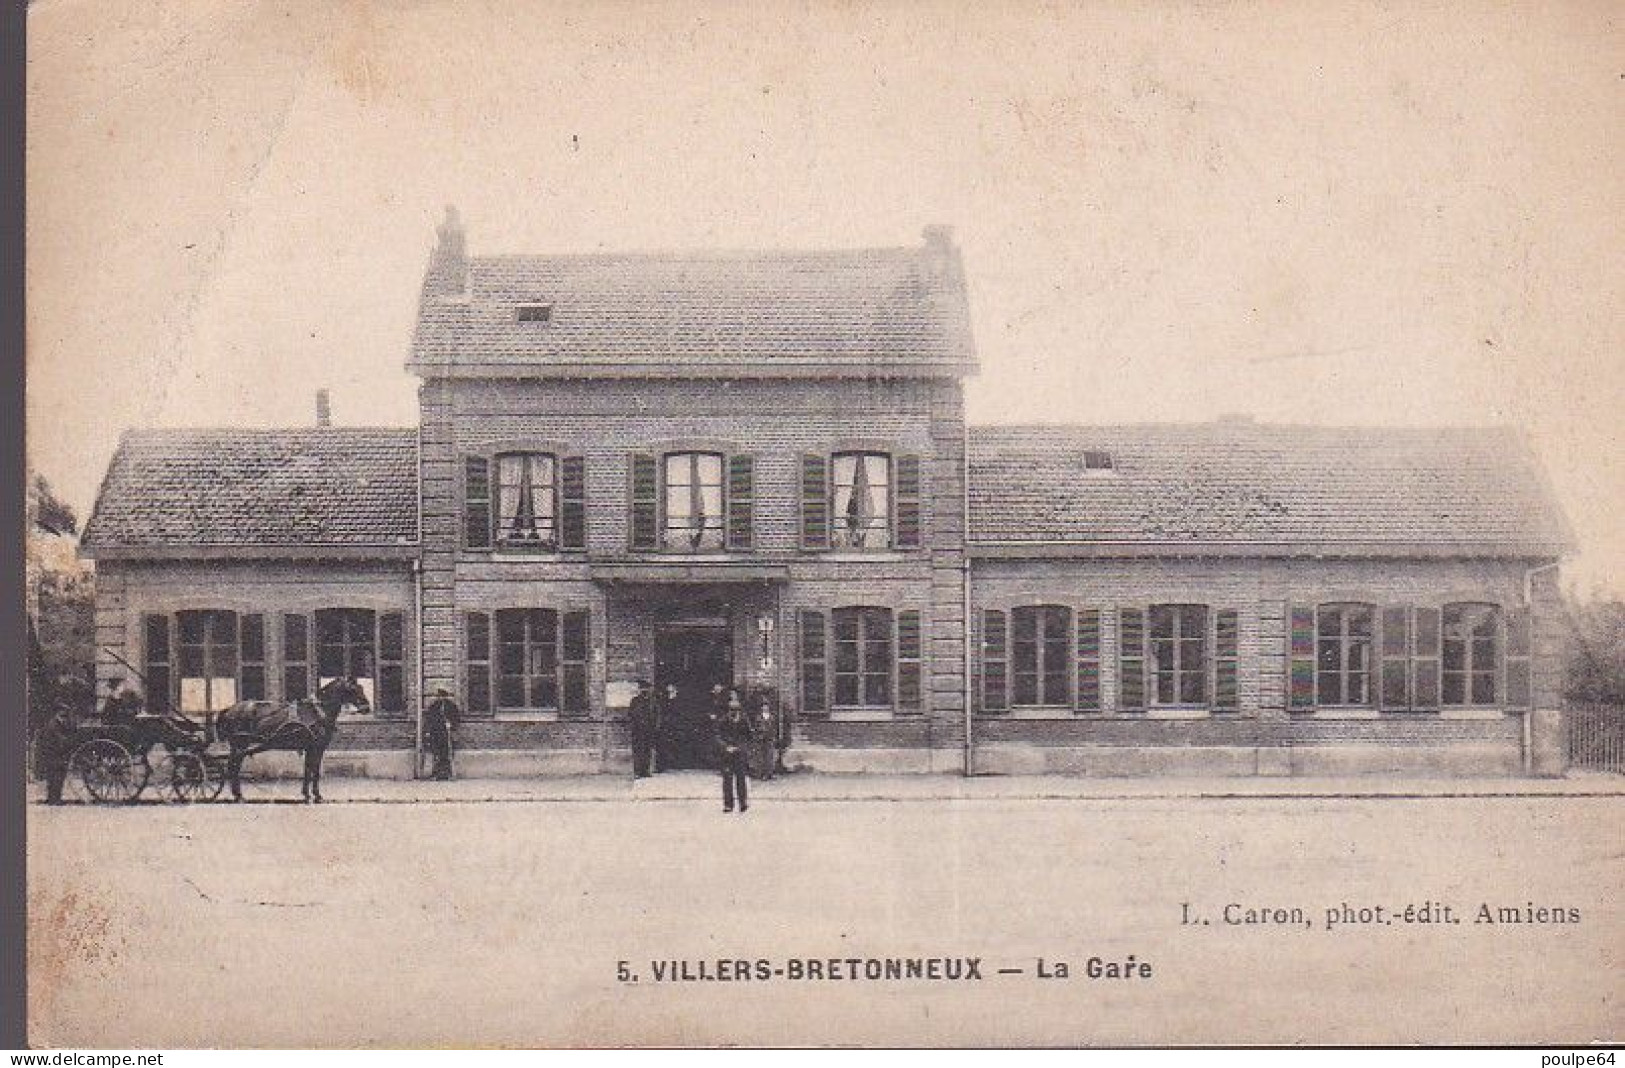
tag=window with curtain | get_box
[495,452,558,548]
[663,451,725,551]
[176,610,239,712]
[315,608,377,708]
[831,452,891,549]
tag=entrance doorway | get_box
[653,625,733,770]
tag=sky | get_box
[25,0,1624,592]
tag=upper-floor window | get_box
[1011,605,1072,707]
[1317,603,1374,707]
[1442,602,1500,707]
[1150,604,1208,706]
[831,452,891,549]
[464,452,584,552]
[663,452,725,551]
[496,452,558,548]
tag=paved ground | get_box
[27,783,1623,1048]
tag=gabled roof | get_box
[407,225,977,377]
[80,429,418,559]
[968,422,1574,557]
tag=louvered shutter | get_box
[144,614,172,714]
[464,455,493,550]
[1412,606,1441,710]
[1214,609,1240,712]
[629,453,658,551]
[1075,608,1102,712]
[894,454,922,549]
[980,609,1008,713]
[465,611,491,715]
[239,614,266,701]
[1504,607,1532,710]
[561,611,590,716]
[1118,608,1146,712]
[1288,604,1316,711]
[560,455,586,550]
[727,454,754,551]
[896,610,923,713]
[1379,605,1412,711]
[378,612,405,714]
[799,610,828,716]
[800,454,830,550]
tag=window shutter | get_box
[464,455,493,550]
[896,610,923,713]
[280,614,309,702]
[465,611,491,715]
[800,453,830,550]
[980,609,1008,714]
[144,613,172,714]
[1412,606,1441,710]
[1213,609,1239,712]
[559,455,586,550]
[629,453,658,551]
[799,610,828,716]
[1505,607,1532,710]
[1379,605,1411,712]
[894,454,923,549]
[1075,608,1102,712]
[561,610,590,716]
[239,614,266,701]
[726,454,754,551]
[1118,608,1146,712]
[378,611,406,714]
[1288,604,1316,711]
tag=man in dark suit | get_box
[715,689,754,813]
[628,679,659,778]
[423,687,461,780]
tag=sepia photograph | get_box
[20,0,1624,1051]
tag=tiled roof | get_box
[81,429,418,553]
[408,238,976,373]
[968,422,1573,554]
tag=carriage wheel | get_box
[70,739,143,804]
[168,752,224,803]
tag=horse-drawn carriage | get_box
[61,711,229,804]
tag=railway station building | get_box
[79,211,1574,778]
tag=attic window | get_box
[1083,450,1114,473]
[516,304,552,324]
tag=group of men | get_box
[625,679,790,813]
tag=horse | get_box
[214,676,368,803]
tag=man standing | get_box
[715,690,754,814]
[628,679,659,779]
[423,687,461,781]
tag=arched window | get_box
[832,452,892,549]
[1442,602,1501,706]
[495,452,558,548]
[1317,603,1374,707]
[1011,605,1073,707]
[663,451,725,551]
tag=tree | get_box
[1563,591,1625,706]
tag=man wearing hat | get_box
[423,686,461,780]
[99,677,141,725]
[627,679,659,779]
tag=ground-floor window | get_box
[1149,604,1208,706]
[465,609,590,716]
[176,609,239,712]
[1291,600,1527,713]
[798,606,921,715]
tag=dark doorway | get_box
[653,625,733,770]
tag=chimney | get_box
[315,389,331,428]
[424,204,468,298]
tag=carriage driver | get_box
[99,676,143,725]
